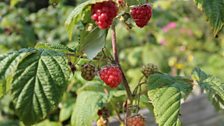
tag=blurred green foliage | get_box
[0,0,224,125]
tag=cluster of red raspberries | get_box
[91,0,152,29]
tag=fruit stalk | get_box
[111,24,132,101]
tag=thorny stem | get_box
[111,24,133,101]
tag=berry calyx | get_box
[127,115,145,126]
[141,63,158,77]
[99,66,122,88]
[81,64,96,81]
[130,4,152,28]
[118,0,125,6]
[91,1,118,29]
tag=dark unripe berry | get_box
[99,65,122,88]
[130,4,152,28]
[91,1,118,29]
[81,64,96,81]
[141,63,158,77]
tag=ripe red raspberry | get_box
[91,1,118,29]
[99,66,122,88]
[130,4,152,28]
[127,115,145,126]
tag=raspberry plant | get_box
[0,0,224,126]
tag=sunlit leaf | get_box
[147,73,192,126]
[192,67,224,110]
[71,91,106,126]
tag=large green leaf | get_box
[80,27,107,59]
[71,91,106,126]
[195,0,224,36]
[59,99,75,122]
[0,49,36,98]
[0,49,35,80]
[10,49,70,125]
[192,68,224,110]
[147,73,192,126]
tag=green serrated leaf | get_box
[80,27,107,59]
[192,68,224,110]
[35,42,75,53]
[10,49,70,125]
[0,49,34,79]
[71,91,106,126]
[59,99,75,122]
[0,49,37,98]
[196,0,224,36]
[192,67,208,81]
[147,73,192,126]
[174,76,193,98]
